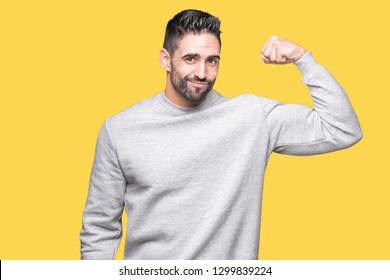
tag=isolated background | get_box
[1,0,389,259]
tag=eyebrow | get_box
[181,53,221,60]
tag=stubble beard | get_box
[170,64,216,104]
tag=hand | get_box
[261,35,308,64]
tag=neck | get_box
[164,76,203,107]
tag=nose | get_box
[194,62,207,80]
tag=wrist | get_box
[294,49,310,63]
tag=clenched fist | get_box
[261,35,308,64]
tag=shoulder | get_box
[105,94,158,131]
[233,93,282,110]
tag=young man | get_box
[80,9,362,260]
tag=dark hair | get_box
[163,9,222,55]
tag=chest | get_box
[114,108,267,187]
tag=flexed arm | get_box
[260,35,362,155]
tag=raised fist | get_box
[261,35,308,64]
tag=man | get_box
[80,9,362,260]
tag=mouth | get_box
[189,80,209,88]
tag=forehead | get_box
[174,32,220,56]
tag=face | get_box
[165,33,221,106]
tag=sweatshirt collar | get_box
[157,89,225,115]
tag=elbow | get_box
[354,127,363,143]
[349,112,364,146]
[351,120,363,144]
[343,125,363,148]
[350,131,363,147]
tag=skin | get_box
[261,34,308,64]
[159,33,307,107]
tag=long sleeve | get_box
[266,51,362,155]
[80,118,126,259]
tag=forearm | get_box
[270,52,362,155]
[80,196,124,260]
[298,51,361,143]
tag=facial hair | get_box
[170,64,216,104]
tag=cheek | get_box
[182,65,196,75]
[209,67,219,80]
[175,65,195,78]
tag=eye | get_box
[185,56,195,63]
[207,58,218,66]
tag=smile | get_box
[189,81,208,87]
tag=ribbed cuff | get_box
[293,51,321,76]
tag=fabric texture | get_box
[80,52,362,259]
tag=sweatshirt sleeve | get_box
[266,51,362,155]
[80,118,126,259]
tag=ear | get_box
[159,48,171,72]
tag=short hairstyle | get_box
[163,9,222,56]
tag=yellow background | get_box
[1,0,389,260]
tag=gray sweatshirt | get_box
[80,52,362,259]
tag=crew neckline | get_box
[157,89,223,115]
